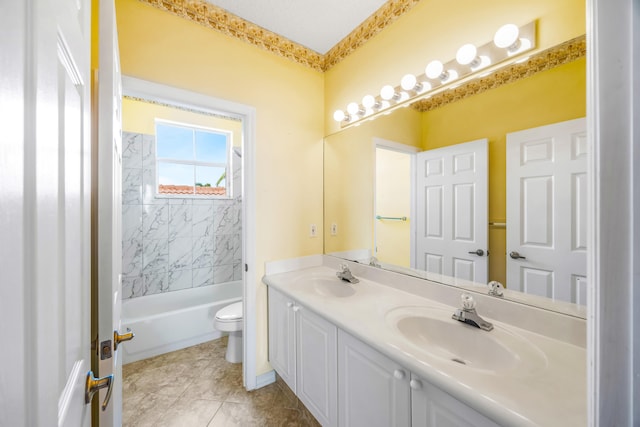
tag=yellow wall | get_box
[324,107,422,255]
[421,58,586,283]
[324,0,586,135]
[115,0,324,376]
[375,149,411,267]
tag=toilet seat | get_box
[215,301,243,323]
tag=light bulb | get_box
[401,74,418,91]
[347,102,361,116]
[362,95,377,109]
[446,69,459,81]
[425,60,444,80]
[380,85,397,101]
[419,81,432,93]
[456,44,477,65]
[333,110,346,122]
[494,24,520,49]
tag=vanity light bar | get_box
[333,21,537,128]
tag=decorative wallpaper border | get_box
[411,35,587,113]
[137,0,420,71]
[124,95,242,121]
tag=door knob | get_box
[85,370,113,411]
[114,328,135,350]
[468,249,484,256]
[509,251,526,260]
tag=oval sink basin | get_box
[312,278,356,297]
[386,306,547,376]
[291,272,357,298]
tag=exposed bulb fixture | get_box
[494,23,531,55]
[425,60,445,80]
[347,102,364,117]
[333,110,347,122]
[362,94,380,110]
[400,74,422,92]
[334,21,536,126]
[380,85,400,101]
[456,44,492,70]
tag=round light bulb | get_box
[347,102,360,115]
[362,95,376,109]
[401,74,417,91]
[419,81,432,93]
[456,44,477,65]
[380,85,396,101]
[333,110,346,122]
[494,24,519,49]
[425,60,444,79]
[447,69,459,81]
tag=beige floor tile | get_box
[153,396,223,427]
[122,339,320,427]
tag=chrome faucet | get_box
[336,264,359,284]
[452,293,493,331]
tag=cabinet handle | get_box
[286,302,293,308]
[393,369,406,380]
[292,306,300,312]
[409,379,422,390]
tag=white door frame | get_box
[120,76,258,390]
[587,0,639,424]
[372,138,419,267]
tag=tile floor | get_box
[123,337,320,426]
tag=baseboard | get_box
[255,370,276,389]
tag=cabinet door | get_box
[296,305,338,427]
[338,330,411,427]
[410,374,499,427]
[268,287,296,392]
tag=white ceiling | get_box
[203,0,388,54]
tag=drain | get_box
[451,358,466,365]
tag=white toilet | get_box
[214,301,243,363]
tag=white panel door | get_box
[0,0,92,425]
[268,288,297,392]
[96,0,125,424]
[296,305,338,427]
[338,330,411,427]
[416,139,488,283]
[506,118,587,303]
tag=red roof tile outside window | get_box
[158,184,226,196]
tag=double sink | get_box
[296,271,547,377]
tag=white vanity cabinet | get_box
[410,374,500,427]
[337,330,411,427]
[268,287,338,426]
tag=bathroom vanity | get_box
[263,255,586,427]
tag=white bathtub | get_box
[121,281,242,364]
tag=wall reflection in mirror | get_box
[324,39,587,316]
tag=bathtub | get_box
[121,281,242,364]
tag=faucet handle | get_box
[460,293,476,310]
[488,281,504,297]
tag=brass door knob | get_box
[114,328,135,350]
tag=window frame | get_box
[154,119,233,199]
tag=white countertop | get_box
[263,262,587,427]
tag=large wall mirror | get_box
[324,38,587,316]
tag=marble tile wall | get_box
[121,131,243,299]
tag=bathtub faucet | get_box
[336,264,359,284]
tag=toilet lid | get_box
[216,301,243,321]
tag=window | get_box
[155,121,231,198]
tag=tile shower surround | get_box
[121,132,242,299]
